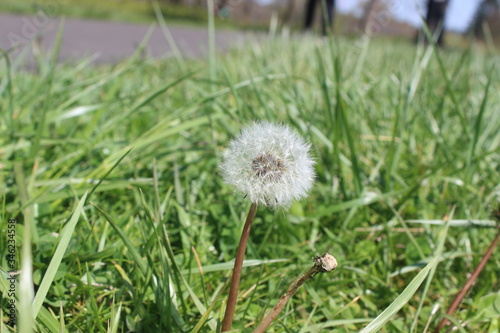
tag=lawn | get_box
[1,26,499,332]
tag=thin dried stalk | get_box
[253,253,338,333]
[435,228,500,333]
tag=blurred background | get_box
[1,0,499,47]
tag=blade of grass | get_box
[466,75,491,182]
[86,148,132,198]
[151,0,186,72]
[108,301,122,333]
[29,19,65,160]
[19,200,34,333]
[0,49,15,137]
[406,219,496,228]
[410,207,454,333]
[300,318,373,332]
[91,202,148,276]
[315,189,405,218]
[37,306,61,333]
[31,191,88,318]
[142,205,185,329]
[386,40,434,189]
[362,206,453,333]
[389,252,467,278]
[59,302,65,333]
[161,225,217,331]
[333,53,362,196]
[360,253,441,333]
[13,162,39,250]
[100,69,196,132]
[179,258,289,275]
[191,278,231,333]
[207,0,216,90]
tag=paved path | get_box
[0,13,249,65]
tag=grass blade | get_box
[91,203,148,276]
[466,75,491,181]
[31,191,88,318]
[179,258,288,275]
[360,254,440,333]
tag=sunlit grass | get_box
[1,31,499,332]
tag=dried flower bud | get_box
[314,253,338,272]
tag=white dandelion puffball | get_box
[221,122,316,208]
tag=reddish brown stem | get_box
[435,228,500,333]
[221,202,258,332]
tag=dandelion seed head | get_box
[252,153,285,181]
[220,122,315,208]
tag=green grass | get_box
[1,29,500,332]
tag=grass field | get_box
[1,25,500,332]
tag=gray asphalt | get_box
[0,13,250,65]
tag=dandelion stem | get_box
[221,202,258,332]
[252,253,338,333]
